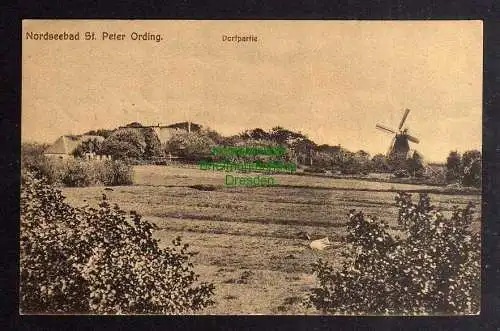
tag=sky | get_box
[22,20,482,163]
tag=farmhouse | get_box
[44,135,108,160]
[152,126,186,145]
[117,122,193,145]
[45,122,194,161]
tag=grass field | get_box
[61,165,481,315]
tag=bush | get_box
[20,171,215,314]
[28,158,133,187]
[21,142,50,171]
[307,192,480,314]
[92,160,115,185]
[371,154,391,173]
[35,157,66,185]
[109,160,133,185]
[62,159,93,187]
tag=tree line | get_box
[81,123,391,172]
[78,122,481,187]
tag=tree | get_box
[406,151,425,177]
[143,128,164,159]
[240,128,271,140]
[291,138,316,166]
[100,130,146,160]
[446,151,462,183]
[461,150,481,188]
[164,132,215,161]
[445,150,481,188]
[270,127,306,145]
[201,127,225,145]
[72,138,103,158]
[313,152,336,169]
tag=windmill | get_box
[376,108,420,169]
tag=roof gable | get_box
[44,135,104,155]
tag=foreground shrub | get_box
[20,172,215,314]
[308,192,480,315]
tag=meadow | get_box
[62,165,481,314]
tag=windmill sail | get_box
[407,134,420,144]
[398,108,410,130]
[387,136,396,157]
[376,124,396,134]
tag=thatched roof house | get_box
[44,135,105,159]
[117,122,192,145]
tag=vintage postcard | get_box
[21,20,482,315]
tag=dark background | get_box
[2,0,499,329]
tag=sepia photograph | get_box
[21,20,482,315]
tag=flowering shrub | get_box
[20,172,215,314]
[308,192,480,315]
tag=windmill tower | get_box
[376,108,420,170]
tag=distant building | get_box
[44,135,108,160]
[117,122,192,145]
[46,122,194,160]
[151,126,187,145]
